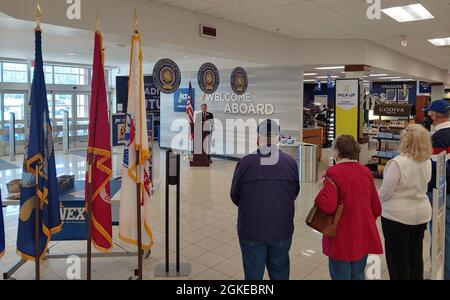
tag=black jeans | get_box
[381,217,427,280]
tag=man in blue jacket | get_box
[230,119,300,280]
[425,99,450,280]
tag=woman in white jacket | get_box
[379,124,432,280]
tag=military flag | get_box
[17,29,62,260]
[85,31,113,252]
[119,31,153,249]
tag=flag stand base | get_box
[154,263,191,277]
[2,242,142,280]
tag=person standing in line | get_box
[424,99,450,280]
[379,124,432,280]
[314,135,383,280]
[230,119,300,280]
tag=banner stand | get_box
[154,149,191,277]
[431,151,447,280]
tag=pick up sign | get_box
[374,104,412,117]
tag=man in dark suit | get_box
[195,103,214,163]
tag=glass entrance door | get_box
[0,91,28,154]
[74,93,90,149]
[53,93,75,149]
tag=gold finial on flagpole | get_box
[35,2,42,31]
[133,7,139,33]
[95,13,101,32]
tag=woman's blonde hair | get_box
[399,124,432,162]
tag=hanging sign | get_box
[198,62,220,94]
[230,67,248,95]
[373,103,412,117]
[153,58,181,94]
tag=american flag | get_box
[186,81,194,139]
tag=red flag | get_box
[85,31,113,252]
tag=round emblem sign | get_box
[198,63,220,94]
[231,67,248,95]
[153,58,181,94]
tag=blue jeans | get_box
[329,256,368,280]
[427,192,450,280]
[239,238,292,280]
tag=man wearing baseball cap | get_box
[424,99,450,280]
[230,119,300,280]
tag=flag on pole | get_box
[0,191,5,259]
[119,31,153,249]
[17,29,62,260]
[85,31,113,253]
[186,81,194,140]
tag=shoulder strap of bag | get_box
[324,176,341,204]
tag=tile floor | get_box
[0,146,431,280]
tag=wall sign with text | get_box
[373,104,413,117]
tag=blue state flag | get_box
[1,189,4,259]
[17,30,62,260]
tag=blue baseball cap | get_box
[424,99,450,114]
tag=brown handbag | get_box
[305,176,344,238]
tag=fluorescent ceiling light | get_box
[304,79,316,82]
[379,76,402,80]
[429,37,450,46]
[316,76,339,79]
[382,4,434,23]
[304,73,318,76]
[369,74,388,77]
[315,66,344,70]
[391,78,414,81]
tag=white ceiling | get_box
[155,0,450,72]
[0,12,265,73]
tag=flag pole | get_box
[34,2,42,281]
[86,15,100,282]
[34,165,41,280]
[86,152,93,280]
[134,8,143,281]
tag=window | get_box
[4,93,25,121]
[54,66,87,85]
[30,65,54,84]
[54,94,73,118]
[2,62,28,83]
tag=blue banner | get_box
[419,81,431,94]
[112,113,126,146]
[174,88,196,112]
[17,30,62,260]
[371,81,417,105]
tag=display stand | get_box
[431,151,447,280]
[154,149,191,277]
[370,104,412,178]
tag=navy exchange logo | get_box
[153,58,181,94]
[198,63,220,94]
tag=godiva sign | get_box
[374,104,412,117]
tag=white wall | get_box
[160,66,303,158]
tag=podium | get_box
[190,121,211,167]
